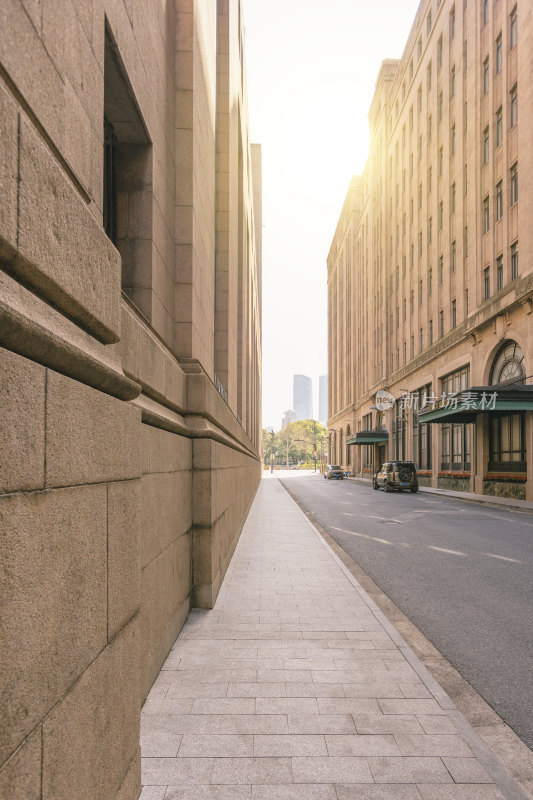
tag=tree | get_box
[263,420,327,468]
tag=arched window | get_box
[489,341,525,385]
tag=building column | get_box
[473,415,489,495]
[525,413,533,501]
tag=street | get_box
[279,474,533,750]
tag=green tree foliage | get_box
[262,420,327,467]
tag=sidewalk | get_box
[140,478,529,800]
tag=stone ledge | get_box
[0,271,140,401]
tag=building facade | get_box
[0,1,261,797]
[328,0,533,500]
[293,373,313,420]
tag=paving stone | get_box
[416,787,506,799]
[325,734,401,757]
[253,734,327,757]
[317,698,381,715]
[210,757,292,784]
[251,786,336,799]
[368,756,453,783]
[441,758,493,783]
[164,787,251,799]
[336,786,423,799]
[141,757,215,785]
[288,715,356,734]
[394,735,473,757]
[178,735,253,758]
[292,756,373,783]
[353,714,425,735]
[256,698,319,715]
[286,683,345,698]
[140,733,182,757]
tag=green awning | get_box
[418,384,533,424]
[346,430,389,445]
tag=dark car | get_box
[324,464,344,480]
[372,461,418,492]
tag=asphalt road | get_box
[279,474,533,750]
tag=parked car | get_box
[324,464,344,480]
[372,461,419,492]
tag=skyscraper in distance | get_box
[293,375,313,421]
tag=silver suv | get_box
[324,465,344,480]
[373,461,418,492]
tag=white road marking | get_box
[483,552,522,563]
[428,545,467,556]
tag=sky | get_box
[242,0,421,430]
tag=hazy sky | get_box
[243,0,421,429]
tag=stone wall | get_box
[0,0,261,797]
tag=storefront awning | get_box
[346,429,389,445]
[418,384,533,424]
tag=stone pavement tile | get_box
[191,699,256,715]
[335,785,423,799]
[143,697,194,714]
[180,658,285,671]
[292,756,373,783]
[288,714,356,734]
[417,715,458,735]
[164,786,251,799]
[442,758,493,783]
[213,715,289,735]
[253,734,327,757]
[399,684,433,699]
[416,787,506,799]
[312,670,366,684]
[368,756,453,783]
[251,785,337,799]
[342,683,403,698]
[257,670,312,682]
[286,682,345,697]
[166,684,229,699]
[325,734,401,757]
[228,683,287,698]
[178,734,253,758]
[256,698,319,715]
[317,698,381,715]
[142,757,215,785]
[140,788,167,800]
[378,699,446,716]
[394,734,473,757]
[141,732,183,757]
[164,670,258,683]
[283,658,337,670]
[210,756,292,784]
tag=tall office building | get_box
[293,374,313,421]
[328,0,533,501]
[319,375,328,424]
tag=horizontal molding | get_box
[133,393,259,459]
[0,270,141,400]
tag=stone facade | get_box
[0,1,261,798]
[328,0,533,500]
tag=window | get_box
[483,266,491,299]
[428,216,432,243]
[452,298,456,328]
[450,65,456,97]
[411,243,414,267]
[510,85,518,127]
[496,180,503,219]
[496,254,503,290]
[439,254,444,283]
[428,115,432,141]
[496,33,502,73]
[410,198,414,221]
[510,6,517,50]
[419,327,423,351]
[403,297,406,320]
[427,61,432,90]
[464,101,468,132]
[483,195,490,233]
[392,403,406,460]
[402,125,406,149]
[464,225,468,257]
[451,182,456,213]
[440,366,471,472]
[418,84,422,113]
[439,309,444,337]
[451,240,456,271]
[465,288,469,313]
[419,230,423,256]
[419,182,423,208]
[410,289,414,313]
[450,6,456,39]
[490,414,525,469]
[511,241,518,279]
[419,279,423,305]
[438,36,443,67]
[103,30,153,318]
[439,92,443,121]
[510,162,518,205]
[410,152,414,176]
[429,267,433,295]
[409,105,414,131]
[428,166,432,192]
[411,335,415,358]
[409,59,414,81]
[439,147,443,175]
[483,57,489,95]
[451,123,456,155]
[429,319,433,344]
[483,0,489,27]
[439,201,444,229]
[427,11,432,35]
[464,163,468,194]
[483,126,489,164]
[418,37,422,60]
[495,106,503,147]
